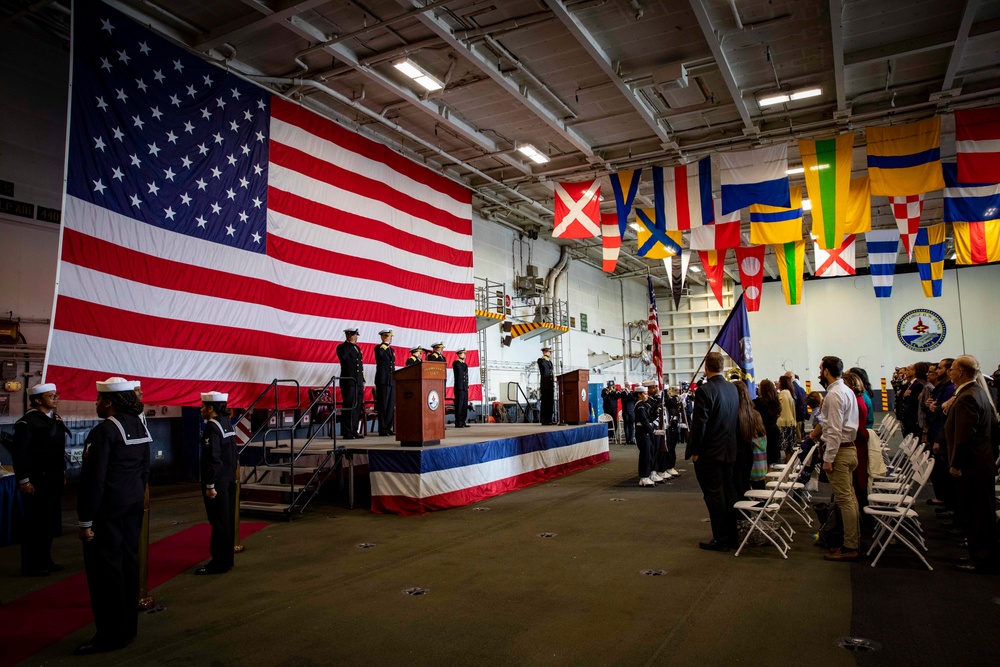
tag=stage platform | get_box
[242,423,609,516]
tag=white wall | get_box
[748,264,1000,389]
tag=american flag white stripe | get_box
[45,4,480,407]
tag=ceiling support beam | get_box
[942,0,981,91]
[844,17,1000,68]
[396,1,599,160]
[196,0,329,51]
[829,0,846,112]
[544,1,676,148]
[687,0,757,135]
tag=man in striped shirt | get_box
[818,356,860,561]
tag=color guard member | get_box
[13,383,71,576]
[374,329,396,436]
[197,391,237,575]
[337,327,365,440]
[452,349,470,428]
[75,377,151,655]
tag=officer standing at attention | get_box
[13,383,71,576]
[538,346,555,425]
[336,327,365,440]
[452,348,470,428]
[620,384,638,445]
[374,329,396,436]
[425,342,446,363]
[75,377,151,655]
[405,346,424,367]
[197,391,237,576]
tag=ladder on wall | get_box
[475,277,507,415]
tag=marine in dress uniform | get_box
[405,346,424,367]
[452,349,470,428]
[197,391,237,575]
[75,377,151,655]
[374,329,397,436]
[13,383,71,576]
[425,342,446,363]
[336,327,365,439]
[538,347,555,425]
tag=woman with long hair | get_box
[848,366,875,430]
[734,381,768,498]
[776,375,798,462]
[842,371,871,518]
[754,379,782,465]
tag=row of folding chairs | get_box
[865,448,936,570]
[875,412,900,443]
[734,444,821,558]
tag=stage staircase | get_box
[236,376,353,519]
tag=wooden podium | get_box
[557,369,590,425]
[394,362,447,446]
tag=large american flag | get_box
[646,274,663,391]
[44,2,480,407]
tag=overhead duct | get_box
[545,246,571,304]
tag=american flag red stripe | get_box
[646,274,663,391]
[45,5,480,407]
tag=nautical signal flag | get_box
[866,117,946,197]
[635,208,683,258]
[601,213,622,272]
[665,249,691,309]
[719,144,791,215]
[736,245,766,312]
[750,186,804,245]
[813,234,857,277]
[889,194,924,260]
[955,106,1000,184]
[655,158,713,231]
[553,179,601,238]
[609,169,642,238]
[698,249,729,307]
[914,224,946,298]
[774,240,805,305]
[690,200,741,250]
[799,133,854,250]
[865,230,900,298]
[844,176,872,235]
[943,162,1000,265]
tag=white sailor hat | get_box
[201,391,229,403]
[431,342,444,349]
[27,383,57,396]
[344,327,360,335]
[641,380,657,388]
[541,346,552,352]
[379,329,393,336]
[457,348,467,355]
[636,386,648,394]
[96,377,135,393]
[410,346,423,354]
[132,380,141,387]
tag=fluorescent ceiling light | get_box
[393,59,444,91]
[758,94,790,107]
[517,143,550,164]
[689,265,702,273]
[630,222,641,231]
[786,166,805,175]
[790,88,822,101]
[802,199,812,211]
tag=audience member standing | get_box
[928,358,956,507]
[945,355,1000,573]
[13,383,71,576]
[902,363,929,437]
[786,372,809,437]
[754,379,782,465]
[733,380,766,499]
[848,367,876,430]
[75,378,151,655]
[842,372,871,521]
[686,352,739,551]
[776,375,798,461]
[817,357,861,562]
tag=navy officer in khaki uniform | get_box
[336,327,365,439]
[373,329,396,436]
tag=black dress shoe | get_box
[386,429,395,435]
[698,539,731,552]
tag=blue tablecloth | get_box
[1,474,25,547]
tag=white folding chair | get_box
[735,450,801,558]
[764,443,820,527]
[875,413,896,440]
[880,434,917,479]
[864,457,935,570]
[597,413,616,443]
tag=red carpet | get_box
[0,522,268,666]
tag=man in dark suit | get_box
[686,352,739,551]
[452,348,470,428]
[902,362,929,437]
[944,355,999,573]
[537,347,555,425]
[374,329,396,436]
[336,327,365,440]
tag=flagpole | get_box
[649,268,667,456]
[688,293,745,387]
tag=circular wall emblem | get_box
[897,309,946,352]
[581,388,587,401]
[427,390,440,411]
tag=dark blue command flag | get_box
[712,293,756,398]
